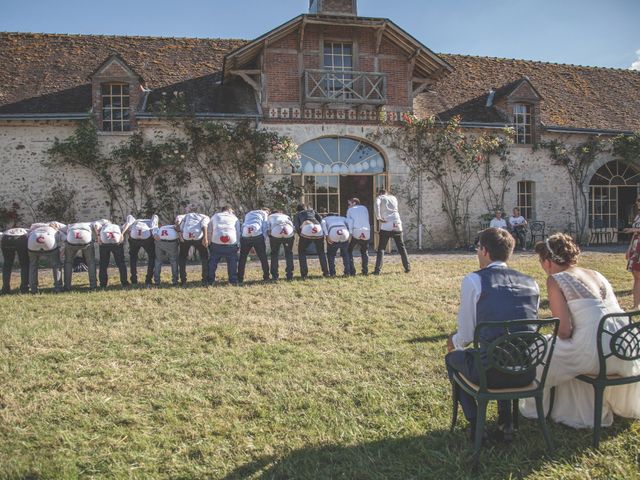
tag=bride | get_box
[521,233,640,428]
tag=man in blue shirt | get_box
[445,227,539,442]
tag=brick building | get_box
[1,0,639,247]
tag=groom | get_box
[445,227,539,442]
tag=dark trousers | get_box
[512,228,527,250]
[238,236,270,282]
[348,237,369,275]
[327,241,352,276]
[269,236,294,280]
[208,244,238,284]
[375,230,410,273]
[178,239,209,284]
[129,237,155,284]
[445,349,535,425]
[298,237,329,278]
[1,235,29,293]
[99,244,128,287]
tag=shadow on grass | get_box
[407,333,450,344]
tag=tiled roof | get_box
[0,32,249,114]
[415,54,640,132]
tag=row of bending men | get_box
[0,189,411,293]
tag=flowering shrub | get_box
[0,201,22,229]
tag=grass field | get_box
[1,252,639,479]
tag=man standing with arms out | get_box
[445,228,539,442]
[95,217,132,288]
[489,210,508,230]
[238,208,270,283]
[152,222,180,286]
[208,206,241,285]
[1,226,29,294]
[128,214,159,286]
[294,203,329,279]
[373,189,410,275]
[27,221,66,293]
[322,212,352,277]
[346,198,370,276]
[267,209,295,281]
[177,210,210,287]
[63,221,98,291]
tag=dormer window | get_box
[513,103,532,144]
[101,83,130,132]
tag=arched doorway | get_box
[589,160,640,234]
[295,137,388,221]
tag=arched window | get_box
[296,137,385,174]
[589,160,640,230]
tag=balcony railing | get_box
[304,69,386,105]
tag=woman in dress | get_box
[623,197,640,309]
[521,233,640,428]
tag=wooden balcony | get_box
[304,69,386,106]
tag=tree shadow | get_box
[218,419,608,480]
[406,333,450,344]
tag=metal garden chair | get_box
[529,221,546,247]
[450,318,560,469]
[574,311,640,448]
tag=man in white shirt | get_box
[95,217,133,288]
[128,214,159,286]
[346,198,371,276]
[1,226,30,294]
[27,221,66,293]
[208,206,241,285]
[152,223,180,286]
[489,210,507,230]
[177,211,210,286]
[267,209,295,281]
[322,213,352,277]
[63,220,99,291]
[445,228,539,442]
[238,208,270,283]
[373,189,410,275]
[508,207,528,251]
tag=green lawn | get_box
[1,252,639,479]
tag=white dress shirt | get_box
[129,215,160,240]
[241,210,269,238]
[153,225,179,241]
[66,222,95,245]
[210,211,241,245]
[267,213,294,238]
[375,194,402,232]
[509,215,526,228]
[179,213,210,241]
[3,227,28,237]
[489,218,508,229]
[322,215,350,243]
[347,205,371,240]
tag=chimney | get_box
[309,0,358,16]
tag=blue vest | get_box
[475,265,539,362]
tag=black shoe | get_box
[404,267,411,273]
[130,279,138,285]
[373,270,380,276]
[495,423,514,444]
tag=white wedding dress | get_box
[521,270,640,428]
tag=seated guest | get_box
[64,221,99,291]
[267,209,295,281]
[209,206,241,285]
[322,213,352,277]
[508,208,528,251]
[520,233,640,427]
[238,208,270,283]
[346,198,370,276]
[27,221,66,294]
[152,223,179,286]
[94,218,133,288]
[294,204,329,279]
[128,214,159,286]
[489,210,508,230]
[1,226,30,294]
[446,228,539,442]
[176,210,210,286]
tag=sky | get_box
[2,0,639,70]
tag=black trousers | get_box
[238,235,270,282]
[178,239,209,284]
[1,235,29,293]
[348,237,369,275]
[99,244,128,287]
[129,237,155,284]
[374,230,410,273]
[298,237,329,278]
[269,235,294,280]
